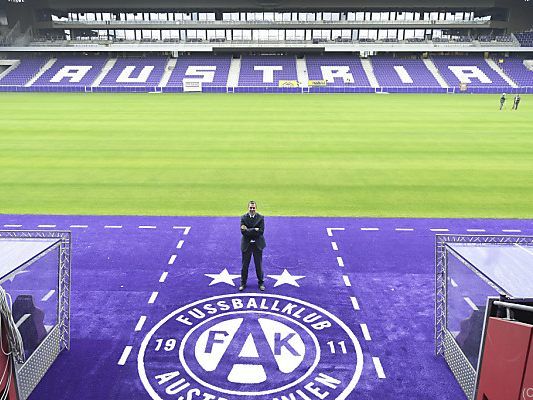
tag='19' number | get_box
[155,339,177,352]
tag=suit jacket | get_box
[241,213,266,252]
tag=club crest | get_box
[138,294,363,399]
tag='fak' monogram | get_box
[138,294,363,400]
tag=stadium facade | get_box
[0,0,532,93]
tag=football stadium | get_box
[0,0,532,398]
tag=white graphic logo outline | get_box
[138,293,364,400]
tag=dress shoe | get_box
[259,284,265,291]
[239,285,245,292]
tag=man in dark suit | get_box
[239,201,266,291]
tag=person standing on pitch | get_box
[239,201,266,292]
[499,93,506,110]
[512,94,521,110]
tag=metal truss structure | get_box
[0,229,71,400]
[434,234,533,399]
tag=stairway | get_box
[296,57,309,87]
[485,58,518,88]
[159,58,177,87]
[92,58,117,87]
[360,58,380,88]
[423,58,449,88]
[226,57,241,87]
[24,58,56,87]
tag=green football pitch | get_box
[0,93,531,218]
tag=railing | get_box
[1,85,532,95]
[493,301,533,320]
[26,37,520,48]
[51,19,493,26]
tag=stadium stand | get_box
[98,56,168,87]
[515,31,533,47]
[1,54,532,93]
[0,57,48,86]
[166,55,232,92]
[306,55,371,88]
[238,55,298,88]
[32,57,107,87]
[0,0,531,94]
[493,56,533,88]
[431,55,513,90]
[371,56,442,89]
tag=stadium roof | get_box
[12,0,529,10]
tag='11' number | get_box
[327,341,347,354]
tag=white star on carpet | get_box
[205,268,241,286]
[267,269,305,287]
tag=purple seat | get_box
[166,55,231,87]
[371,56,441,87]
[99,57,167,86]
[493,57,533,88]
[0,58,48,86]
[432,56,511,88]
[239,56,297,87]
[515,31,533,47]
[305,55,371,87]
[32,57,107,86]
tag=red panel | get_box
[522,334,533,400]
[0,318,19,399]
[476,317,533,400]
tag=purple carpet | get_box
[1,214,531,399]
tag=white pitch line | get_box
[502,229,521,233]
[134,316,147,332]
[177,240,185,249]
[326,227,345,237]
[337,257,345,267]
[450,278,458,288]
[118,346,133,366]
[105,225,122,229]
[70,225,88,228]
[331,242,338,251]
[148,292,159,304]
[395,228,414,232]
[15,314,31,328]
[350,296,360,311]
[3,224,22,228]
[139,225,157,229]
[168,255,177,265]
[159,272,169,283]
[430,228,449,232]
[464,297,479,311]
[38,224,56,228]
[361,227,379,231]
[360,324,372,341]
[41,290,56,302]
[342,275,352,287]
[467,229,486,232]
[173,226,191,235]
[372,357,386,379]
